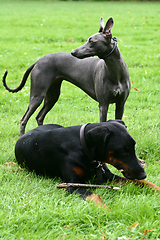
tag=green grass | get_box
[0,1,160,239]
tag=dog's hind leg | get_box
[20,96,44,136]
[35,80,62,126]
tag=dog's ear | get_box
[86,126,111,147]
[99,17,105,33]
[103,17,114,36]
[116,120,127,128]
[86,126,112,160]
[107,119,127,128]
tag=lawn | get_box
[0,0,160,239]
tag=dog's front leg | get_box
[99,104,109,122]
[115,101,125,120]
[67,186,110,211]
[86,193,110,211]
[103,171,160,192]
[131,179,160,191]
[113,178,160,192]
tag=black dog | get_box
[15,120,148,209]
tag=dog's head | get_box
[71,17,116,59]
[86,120,146,180]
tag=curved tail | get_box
[2,63,35,93]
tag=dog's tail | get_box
[2,63,35,93]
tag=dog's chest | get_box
[109,85,123,102]
[110,79,129,102]
[113,87,121,96]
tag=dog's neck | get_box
[99,38,118,60]
[80,124,93,161]
[80,124,105,184]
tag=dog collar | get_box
[80,124,93,161]
[80,124,105,184]
[99,37,117,60]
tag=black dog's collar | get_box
[80,124,93,161]
[80,124,105,184]
[99,37,117,60]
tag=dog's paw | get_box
[86,193,110,211]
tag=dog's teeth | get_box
[118,169,124,173]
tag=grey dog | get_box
[3,17,130,136]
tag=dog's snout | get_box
[139,171,147,180]
[126,167,147,180]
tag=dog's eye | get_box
[88,38,93,43]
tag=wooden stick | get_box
[56,182,120,190]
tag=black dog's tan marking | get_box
[15,120,159,210]
[72,166,85,178]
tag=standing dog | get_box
[15,120,155,210]
[3,17,130,136]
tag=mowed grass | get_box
[0,1,160,239]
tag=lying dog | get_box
[15,120,159,210]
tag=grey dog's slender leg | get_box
[115,102,125,119]
[20,96,44,136]
[99,104,109,122]
[35,81,62,126]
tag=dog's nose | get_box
[140,171,147,180]
[71,50,76,56]
[133,169,147,180]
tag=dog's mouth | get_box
[109,161,133,180]
[118,168,132,179]
[78,54,94,59]
[106,154,146,180]
[71,50,94,59]
[118,167,146,180]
